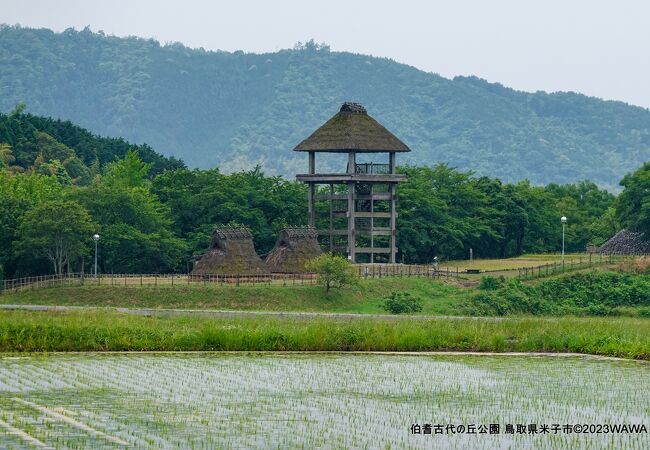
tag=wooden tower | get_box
[294,102,410,263]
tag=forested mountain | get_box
[0,107,184,183]
[1,25,649,189]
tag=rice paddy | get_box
[0,353,647,449]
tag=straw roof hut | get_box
[294,102,410,153]
[192,226,270,274]
[264,227,322,273]
[599,229,650,254]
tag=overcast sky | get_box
[4,0,650,108]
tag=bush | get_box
[306,253,357,293]
[479,275,506,290]
[637,307,650,318]
[466,271,650,317]
[381,292,423,314]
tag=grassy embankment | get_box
[0,277,471,315]
[3,268,649,317]
[0,310,648,359]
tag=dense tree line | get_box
[3,152,646,279]
[1,26,650,189]
[1,111,647,278]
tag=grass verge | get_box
[1,310,648,360]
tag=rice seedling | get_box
[0,353,647,449]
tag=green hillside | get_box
[1,25,649,189]
[0,107,184,182]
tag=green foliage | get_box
[0,108,184,184]
[468,271,650,316]
[381,291,423,314]
[478,276,506,290]
[16,200,96,275]
[0,26,648,188]
[1,311,649,359]
[396,164,615,262]
[616,162,650,235]
[151,166,306,255]
[71,152,187,273]
[0,170,64,278]
[305,253,356,292]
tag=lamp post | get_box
[93,234,100,277]
[560,216,567,262]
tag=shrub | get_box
[306,253,357,293]
[381,292,423,314]
[637,307,650,318]
[466,271,650,317]
[479,275,506,290]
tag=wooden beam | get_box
[296,174,407,183]
[354,247,392,254]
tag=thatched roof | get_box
[294,102,411,153]
[599,229,650,254]
[192,226,270,274]
[264,227,322,273]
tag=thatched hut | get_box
[599,229,650,255]
[263,227,322,273]
[192,226,270,274]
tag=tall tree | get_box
[73,151,187,273]
[16,200,95,275]
[616,162,650,235]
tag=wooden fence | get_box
[0,266,460,295]
[515,253,631,280]
[0,253,640,294]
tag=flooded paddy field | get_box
[0,353,647,449]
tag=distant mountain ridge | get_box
[1,25,649,189]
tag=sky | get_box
[3,0,650,109]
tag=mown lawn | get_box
[0,277,472,315]
[440,252,609,271]
[1,310,648,359]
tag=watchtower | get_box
[294,102,410,263]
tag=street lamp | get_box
[560,216,567,262]
[93,234,100,277]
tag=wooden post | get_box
[329,183,334,251]
[389,183,397,263]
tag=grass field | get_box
[440,252,607,271]
[0,277,472,315]
[1,310,649,359]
